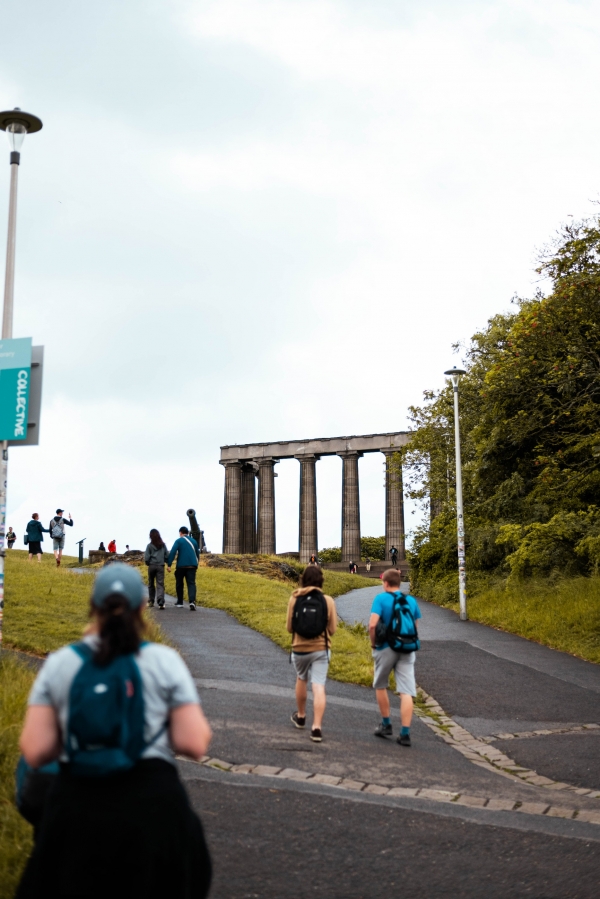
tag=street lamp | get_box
[0,108,43,630]
[444,366,467,621]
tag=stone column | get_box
[220,460,243,553]
[297,454,319,563]
[257,458,277,555]
[241,463,257,554]
[383,450,405,561]
[338,452,362,562]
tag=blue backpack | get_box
[66,642,157,777]
[377,592,420,653]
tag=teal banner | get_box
[0,338,32,440]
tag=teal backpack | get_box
[66,642,158,777]
[376,592,420,654]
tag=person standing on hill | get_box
[287,565,337,743]
[145,529,169,610]
[167,526,199,611]
[49,510,73,567]
[107,539,117,554]
[7,526,16,549]
[390,545,399,567]
[26,514,48,562]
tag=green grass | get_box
[4,550,164,656]
[417,570,600,665]
[0,655,35,899]
[164,565,381,687]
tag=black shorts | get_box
[28,541,42,554]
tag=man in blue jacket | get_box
[167,526,199,611]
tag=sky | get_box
[1,0,599,556]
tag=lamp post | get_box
[444,366,467,621]
[0,108,43,630]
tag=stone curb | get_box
[181,756,600,825]
[415,689,600,799]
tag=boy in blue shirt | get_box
[369,568,422,746]
[167,526,200,610]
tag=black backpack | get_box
[292,589,329,643]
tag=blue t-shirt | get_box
[371,591,422,651]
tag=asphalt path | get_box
[154,586,600,898]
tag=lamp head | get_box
[0,108,43,152]
[444,366,467,388]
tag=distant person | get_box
[145,529,169,610]
[287,565,337,743]
[7,526,16,549]
[125,544,130,552]
[167,526,199,611]
[107,539,117,554]
[309,554,318,566]
[365,557,371,572]
[348,560,354,574]
[49,510,73,567]
[390,545,399,567]
[17,563,213,899]
[98,542,106,552]
[26,514,49,563]
[370,568,421,747]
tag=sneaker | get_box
[189,603,196,611]
[148,601,155,608]
[175,602,184,608]
[397,734,411,747]
[374,723,393,738]
[158,604,165,610]
[310,728,323,743]
[291,712,306,729]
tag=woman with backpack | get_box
[145,528,169,609]
[287,565,337,743]
[26,513,49,563]
[17,563,213,899]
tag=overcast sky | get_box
[1,0,599,556]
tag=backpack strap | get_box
[70,641,94,662]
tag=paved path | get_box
[153,588,600,898]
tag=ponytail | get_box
[93,595,144,666]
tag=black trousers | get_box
[175,567,197,604]
[147,565,165,605]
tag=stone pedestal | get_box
[241,463,257,553]
[383,450,405,561]
[297,454,319,563]
[339,451,362,562]
[257,458,277,554]
[221,460,242,553]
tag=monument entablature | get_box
[220,432,408,564]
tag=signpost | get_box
[0,337,32,440]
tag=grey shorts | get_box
[372,647,416,695]
[52,536,65,550]
[292,650,330,686]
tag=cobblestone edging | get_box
[416,689,600,799]
[484,723,600,742]
[182,755,600,825]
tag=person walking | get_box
[167,526,199,611]
[390,545,399,567]
[7,526,16,549]
[287,565,337,743]
[16,563,213,899]
[26,514,49,563]
[370,568,422,747]
[49,510,73,567]
[107,539,117,554]
[145,529,169,610]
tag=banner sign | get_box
[0,338,32,441]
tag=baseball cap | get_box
[92,563,146,610]
[56,508,64,514]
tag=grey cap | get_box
[92,563,146,610]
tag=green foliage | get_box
[404,216,600,596]
[318,547,342,563]
[317,537,385,563]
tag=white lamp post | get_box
[0,108,43,631]
[444,366,467,621]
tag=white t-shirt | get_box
[28,635,200,765]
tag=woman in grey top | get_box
[17,563,212,899]
[145,528,169,609]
